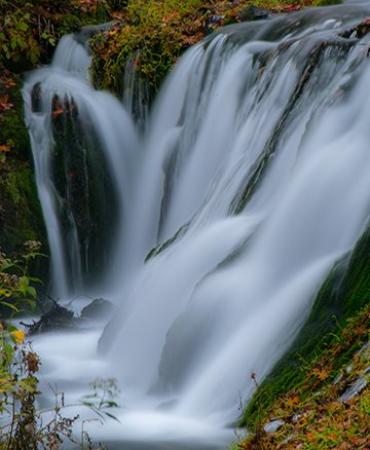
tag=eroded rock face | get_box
[26,298,114,335]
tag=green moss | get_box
[313,0,342,6]
[0,164,45,253]
[242,226,370,429]
[0,76,30,161]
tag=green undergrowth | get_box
[0,71,46,256]
[242,226,370,430]
[236,302,369,449]
[0,0,119,73]
[0,163,45,254]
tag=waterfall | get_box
[25,1,370,446]
[23,36,139,297]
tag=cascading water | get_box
[24,2,370,448]
[23,35,139,297]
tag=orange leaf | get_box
[286,395,300,408]
[0,144,11,153]
[310,367,330,381]
[52,106,64,119]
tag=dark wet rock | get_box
[208,15,224,25]
[80,298,114,321]
[25,299,76,335]
[341,17,370,40]
[340,376,368,401]
[74,22,115,48]
[31,82,42,113]
[239,6,270,22]
[264,419,285,433]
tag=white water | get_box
[24,3,370,448]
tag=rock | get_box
[208,15,224,25]
[340,377,368,402]
[25,300,76,335]
[74,22,115,48]
[264,419,285,433]
[31,83,42,113]
[239,6,270,22]
[357,342,370,357]
[80,298,114,321]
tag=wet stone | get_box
[264,419,285,433]
[80,298,115,321]
[340,377,368,402]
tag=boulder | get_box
[264,419,285,433]
[80,298,114,321]
[25,299,76,335]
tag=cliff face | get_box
[0,0,321,255]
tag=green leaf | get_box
[0,301,19,313]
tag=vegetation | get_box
[5,1,368,449]
[0,245,119,449]
[0,241,43,316]
[91,0,322,96]
[235,303,369,449]
[0,0,118,73]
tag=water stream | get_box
[23,2,370,448]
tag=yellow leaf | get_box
[11,329,25,345]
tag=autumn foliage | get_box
[237,305,370,450]
[91,0,320,95]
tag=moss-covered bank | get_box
[239,225,370,440]
[235,303,369,449]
